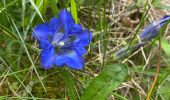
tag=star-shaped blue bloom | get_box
[140,15,170,42]
[33,9,92,70]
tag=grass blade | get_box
[29,0,44,22]
[71,0,78,23]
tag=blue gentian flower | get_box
[115,42,146,59]
[33,9,92,70]
[115,15,170,60]
[140,15,170,42]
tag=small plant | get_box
[0,0,170,100]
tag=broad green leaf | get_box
[71,0,78,23]
[161,38,170,56]
[80,64,128,100]
[158,75,170,100]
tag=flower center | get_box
[51,32,73,54]
[59,41,65,46]
[52,41,65,46]
[52,32,64,46]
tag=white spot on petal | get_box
[59,41,64,46]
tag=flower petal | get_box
[58,9,74,33]
[55,55,65,67]
[55,50,84,70]
[70,24,83,33]
[160,15,170,25]
[74,46,86,56]
[49,17,61,32]
[139,21,158,41]
[33,23,53,40]
[73,29,93,46]
[40,47,55,69]
[39,39,53,49]
[139,16,170,42]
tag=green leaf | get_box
[58,0,70,8]
[152,0,161,8]
[61,69,78,100]
[0,24,17,40]
[29,0,44,22]
[49,0,59,16]
[161,38,170,56]
[80,64,128,100]
[71,0,78,23]
[158,75,170,100]
[35,0,49,14]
